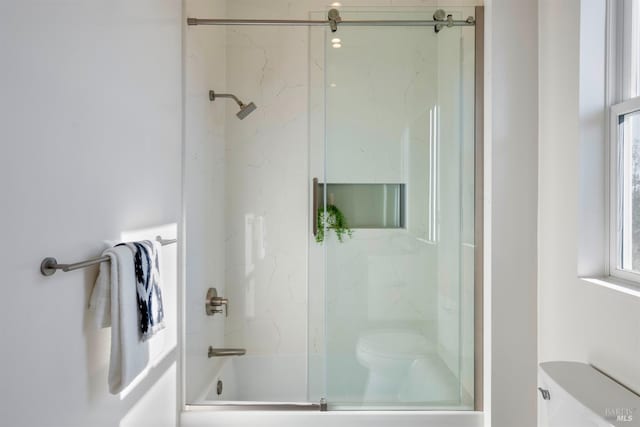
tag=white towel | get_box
[89,245,150,394]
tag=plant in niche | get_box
[316,204,353,243]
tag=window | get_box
[609,0,640,281]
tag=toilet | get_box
[539,361,640,426]
[356,329,433,401]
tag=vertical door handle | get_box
[313,177,319,237]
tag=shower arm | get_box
[209,90,246,107]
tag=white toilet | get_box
[539,361,640,426]
[356,329,433,401]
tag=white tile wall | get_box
[222,21,309,362]
[184,0,228,403]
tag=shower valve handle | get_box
[205,287,229,317]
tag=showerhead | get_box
[209,90,257,120]
[236,102,257,120]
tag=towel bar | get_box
[40,236,177,276]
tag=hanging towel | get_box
[119,240,165,341]
[88,240,165,394]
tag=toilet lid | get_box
[357,329,433,359]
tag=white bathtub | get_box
[184,353,482,426]
[200,354,307,402]
[181,410,483,427]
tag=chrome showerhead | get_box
[209,90,257,120]
[236,102,257,120]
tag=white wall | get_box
[539,0,640,399]
[0,1,182,426]
[488,0,539,425]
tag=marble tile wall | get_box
[222,23,309,359]
[184,0,227,403]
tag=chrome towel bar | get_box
[208,347,246,358]
[40,236,177,276]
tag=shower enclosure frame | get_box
[181,5,484,413]
[473,6,484,412]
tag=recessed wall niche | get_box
[318,183,405,229]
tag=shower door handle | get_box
[313,177,319,237]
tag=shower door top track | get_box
[187,8,476,34]
[186,18,476,26]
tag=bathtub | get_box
[181,410,483,427]
[182,352,482,426]
[197,354,307,402]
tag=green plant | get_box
[316,204,353,243]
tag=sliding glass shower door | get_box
[318,8,478,410]
[184,4,480,410]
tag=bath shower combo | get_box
[183,5,483,420]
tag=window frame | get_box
[609,97,640,282]
[605,0,640,285]
[607,0,640,283]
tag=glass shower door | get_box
[321,8,477,410]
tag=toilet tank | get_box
[539,361,640,427]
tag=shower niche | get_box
[316,183,406,230]
[184,2,481,412]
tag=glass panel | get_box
[619,0,640,99]
[619,110,640,271]
[323,8,476,410]
[630,1,640,98]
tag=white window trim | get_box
[607,0,639,105]
[577,0,640,296]
[609,97,640,282]
[605,0,640,284]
